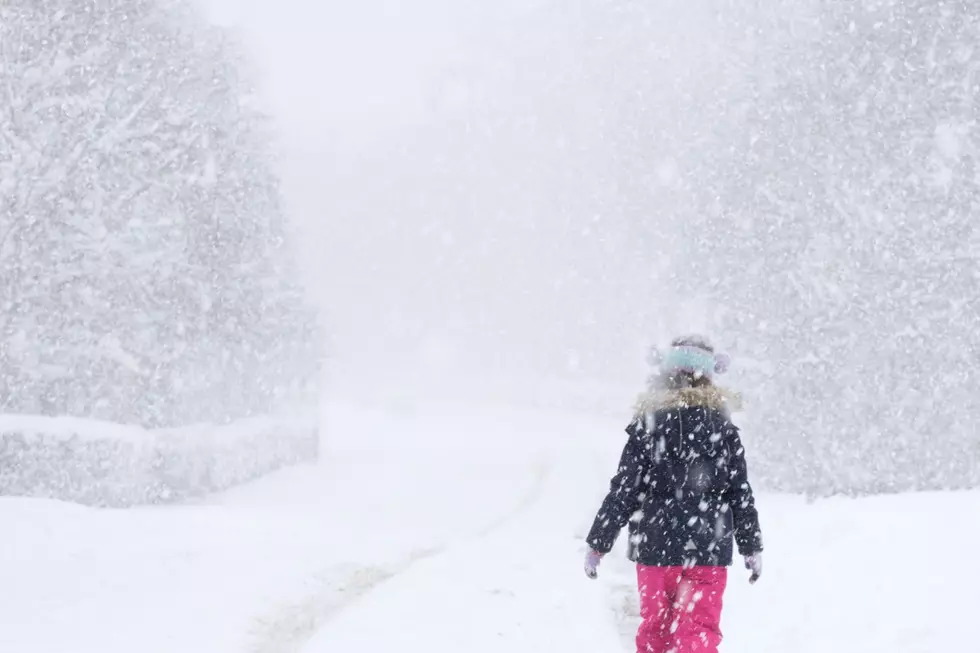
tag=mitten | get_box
[584,549,603,580]
[744,552,763,584]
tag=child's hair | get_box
[657,369,713,391]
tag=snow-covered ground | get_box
[1,397,976,653]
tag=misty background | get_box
[219,0,979,495]
[4,0,978,496]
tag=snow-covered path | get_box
[0,398,617,653]
[2,397,978,653]
[297,415,622,653]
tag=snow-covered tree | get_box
[0,0,319,426]
[666,0,980,494]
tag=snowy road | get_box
[2,397,977,653]
[297,412,622,653]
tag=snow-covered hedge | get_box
[0,415,318,507]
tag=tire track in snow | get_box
[247,459,553,653]
[470,458,551,538]
[246,564,398,653]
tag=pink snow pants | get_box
[635,565,727,653]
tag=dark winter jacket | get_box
[586,385,763,567]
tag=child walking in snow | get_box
[583,335,763,653]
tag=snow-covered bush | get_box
[0,415,318,507]
[0,0,320,427]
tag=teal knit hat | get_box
[650,334,730,379]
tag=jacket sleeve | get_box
[586,423,650,555]
[724,425,764,556]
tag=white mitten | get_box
[584,549,603,580]
[744,553,763,584]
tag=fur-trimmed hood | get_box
[633,384,743,418]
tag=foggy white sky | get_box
[203,0,767,398]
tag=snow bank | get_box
[0,414,318,507]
